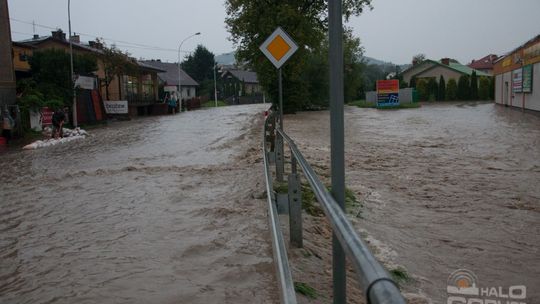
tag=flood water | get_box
[285,102,540,303]
[0,104,277,304]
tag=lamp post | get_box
[68,0,77,127]
[177,32,200,111]
[213,63,218,107]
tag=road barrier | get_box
[262,110,406,304]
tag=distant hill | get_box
[362,56,410,70]
[215,52,236,65]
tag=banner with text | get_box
[377,79,400,107]
[103,100,128,114]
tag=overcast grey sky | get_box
[8,0,540,64]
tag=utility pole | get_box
[68,0,77,127]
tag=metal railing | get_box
[263,110,406,304]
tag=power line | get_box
[9,17,193,54]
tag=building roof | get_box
[403,59,491,78]
[468,54,499,70]
[223,69,258,84]
[141,60,199,87]
[17,35,105,55]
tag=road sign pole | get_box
[329,0,346,303]
[278,68,283,130]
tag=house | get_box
[0,0,16,106]
[16,30,164,116]
[140,60,198,102]
[401,58,491,85]
[220,68,262,104]
[493,35,540,112]
[468,54,499,75]
[12,41,34,78]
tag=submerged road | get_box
[0,104,277,303]
[285,102,540,303]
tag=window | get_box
[141,74,153,101]
[123,75,139,100]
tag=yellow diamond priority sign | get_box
[260,27,298,69]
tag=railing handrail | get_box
[276,127,405,304]
[262,114,298,304]
[263,109,405,304]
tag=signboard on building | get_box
[376,79,400,107]
[103,100,128,114]
[75,76,96,90]
[41,107,53,126]
[522,65,533,93]
[512,69,523,93]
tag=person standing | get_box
[52,108,66,139]
[169,93,178,114]
[1,109,14,144]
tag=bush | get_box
[416,79,429,101]
[470,71,478,100]
[446,79,458,100]
[438,75,446,101]
[478,77,491,100]
[457,75,470,100]
[427,78,438,101]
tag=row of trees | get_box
[413,71,494,101]
[225,0,373,113]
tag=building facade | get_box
[0,0,16,106]
[401,58,491,85]
[493,35,540,112]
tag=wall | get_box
[495,63,540,111]
[401,62,436,84]
[0,0,16,106]
[416,65,463,83]
[12,45,32,72]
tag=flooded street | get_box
[0,104,278,303]
[285,102,540,303]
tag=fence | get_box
[263,110,406,304]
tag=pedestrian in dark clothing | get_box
[52,109,66,139]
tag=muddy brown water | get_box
[284,102,540,303]
[0,104,278,304]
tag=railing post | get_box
[288,153,302,248]
[276,132,284,182]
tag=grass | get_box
[389,266,411,288]
[348,100,420,110]
[294,282,318,299]
[274,182,361,217]
[201,100,228,107]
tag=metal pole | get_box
[68,0,77,127]
[278,68,283,130]
[177,32,201,112]
[329,0,346,303]
[214,63,218,107]
[178,42,186,111]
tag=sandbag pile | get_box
[23,127,88,150]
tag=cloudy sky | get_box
[8,0,540,64]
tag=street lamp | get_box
[177,32,201,111]
[68,0,77,127]
[213,63,218,107]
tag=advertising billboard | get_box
[377,79,400,107]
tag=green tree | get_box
[225,0,372,113]
[489,76,495,100]
[470,70,478,100]
[29,49,98,106]
[98,41,138,100]
[416,79,429,101]
[438,75,446,101]
[478,76,491,100]
[182,44,216,96]
[427,77,438,101]
[412,53,426,65]
[457,74,470,100]
[446,78,458,100]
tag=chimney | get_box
[70,34,80,43]
[51,29,66,40]
[95,42,103,50]
[33,34,39,40]
[441,58,450,65]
